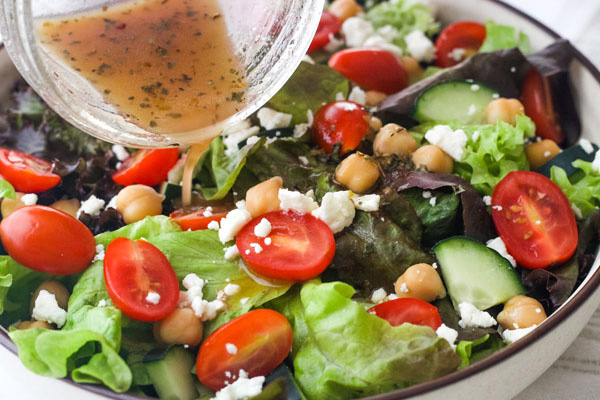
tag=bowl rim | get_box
[1,0,600,399]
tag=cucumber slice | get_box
[433,236,525,310]
[535,143,599,178]
[144,346,198,400]
[412,80,499,124]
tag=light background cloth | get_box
[1,0,600,399]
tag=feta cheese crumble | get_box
[111,144,130,161]
[249,243,263,254]
[98,299,107,307]
[224,245,240,260]
[448,47,466,62]
[312,191,355,233]
[429,197,437,207]
[106,195,118,210]
[32,290,67,328]
[483,195,492,206]
[146,291,161,305]
[203,207,214,217]
[501,325,537,344]
[222,119,261,156]
[580,138,594,154]
[363,35,403,57]
[77,195,106,218]
[208,220,220,230]
[399,282,409,293]
[264,237,272,245]
[257,107,292,130]
[486,237,517,267]
[219,208,252,244]
[592,150,600,173]
[21,193,38,206]
[224,284,241,296]
[298,156,309,165]
[458,302,496,329]
[341,17,374,47]
[279,189,319,214]
[351,194,380,212]
[212,369,264,400]
[225,343,238,355]
[253,218,272,237]
[422,191,432,199]
[471,84,480,91]
[371,288,387,303]
[404,30,435,62]
[436,324,458,348]
[424,125,468,161]
[467,104,477,116]
[92,244,105,262]
[348,86,367,106]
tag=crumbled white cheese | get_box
[192,297,226,321]
[335,92,346,101]
[106,195,118,210]
[224,245,240,260]
[422,191,432,199]
[471,84,480,91]
[377,25,400,42]
[436,323,459,348]
[363,35,403,57]
[312,191,355,234]
[111,144,130,161]
[543,151,551,158]
[212,369,265,400]
[32,290,67,328]
[486,237,517,267]
[92,244,105,262]
[298,156,309,165]
[571,203,583,219]
[351,194,380,212]
[97,299,107,307]
[580,138,594,154]
[510,66,517,73]
[146,291,161,305]
[501,325,537,344]
[21,193,38,206]
[203,207,214,217]
[279,189,319,214]
[404,30,435,62]
[492,205,503,211]
[224,284,241,296]
[492,93,500,99]
[249,243,263,254]
[592,150,600,173]
[432,262,438,269]
[371,288,387,303]
[219,208,252,243]
[387,294,398,300]
[293,110,314,138]
[253,218,272,237]
[225,343,238,355]
[448,47,466,62]
[348,86,367,106]
[483,195,492,206]
[222,119,261,156]
[208,220,220,230]
[257,107,292,131]
[76,195,105,218]
[458,302,497,329]
[324,32,345,52]
[183,273,204,290]
[264,237,272,245]
[399,282,409,293]
[425,125,468,161]
[467,104,477,116]
[472,130,480,142]
[341,17,374,47]
[240,297,250,305]
[429,197,437,207]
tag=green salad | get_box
[0,0,599,399]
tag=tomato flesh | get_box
[491,171,577,269]
[368,298,442,330]
[308,10,341,53]
[329,48,409,94]
[0,206,95,275]
[112,148,179,187]
[236,210,335,281]
[521,68,564,144]
[435,21,486,68]
[196,309,293,390]
[313,101,370,155]
[170,205,231,231]
[0,149,61,193]
[104,237,179,321]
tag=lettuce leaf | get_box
[456,334,505,369]
[479,20,530,55]
[0,179,15,200]
[551,160,600,219]
[270,281,461,399]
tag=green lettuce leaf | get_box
[0,179,15,199]
[480,20,531,55]
[267,62,349,125]
[270,281,460,399]
[365,0,439,51]
[456,334,505,368]
[551,160,600,219]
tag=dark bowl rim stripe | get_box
[1,0,600,399]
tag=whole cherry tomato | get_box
[313,100,370,155]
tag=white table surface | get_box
[2,1,600,399]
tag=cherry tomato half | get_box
[491,171,577,269]
[435,21,486,68]
[196,309,293,391]
[104,237,179,321]
[308,10,341,53]
[521,68,564,144]
[0,149,61,193]
[112,148,179,187]
[368,298,443,330]
[0,206,95,275]
[329,48,409,94]
[170,205,231,231]
[313,100,370,155]
[236,210,335,281]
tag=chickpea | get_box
[153,307,204,347]
[30,280,70,315]
[369,116,383,133]
[485,98,524,125]
[373,123,418,156]
[50,198,80,218]
[335,152,380,194]
[400,56,424,82]
[116,184,165,224]
[17,320,54,330]
[497,295,547,330]
[412,145,454,174]
[365,91,386,107]
[1,193,26,218]
[245,176,283,218]
[525,139,561,169]
[394,263,446,302]
[328,0,363,22]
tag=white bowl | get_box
[1,0,599,399]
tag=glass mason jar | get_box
[0,0,323,147]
